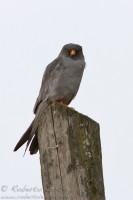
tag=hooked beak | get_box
[70,49,76,56]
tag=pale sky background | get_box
[0,0,133,199]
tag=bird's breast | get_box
[49,58,85,102]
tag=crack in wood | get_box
[51,106,65,200]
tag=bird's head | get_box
[59,43,84,60]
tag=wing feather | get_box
[33,57,60,114]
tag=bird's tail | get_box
[14,122,32,152]
[14,101,48,155]
[14,119,39,155]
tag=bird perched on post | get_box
[14,43,86,155]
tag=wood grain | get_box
[38,102,105,200]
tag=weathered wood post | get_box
[38,102,105,200]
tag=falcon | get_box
[14,43,86,155]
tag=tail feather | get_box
[23,102,48,154]
[29,133,38,155]
[14,101,49,155]
[14,122,33,152]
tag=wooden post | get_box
[38,102,105,200]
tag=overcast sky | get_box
[0,0,133,199]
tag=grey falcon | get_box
[14,43,86,155]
